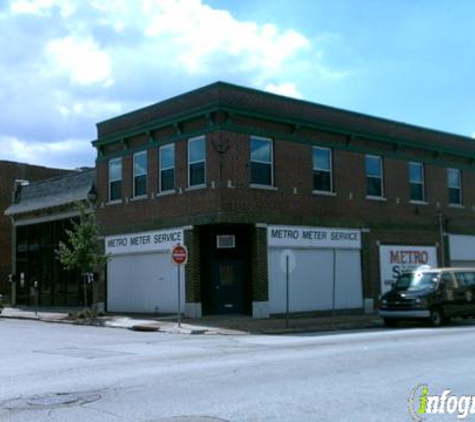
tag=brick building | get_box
[0,161,70,302]
[93,82,475,318]
[5,169,97,307]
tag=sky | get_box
[1,0,475,169]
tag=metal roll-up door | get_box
[451,260,475,268]
[334,249,363,309]
[268,248,362,314]
[269,249,333,313]
[107,252,184,313]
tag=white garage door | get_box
[107,252,184,313]
[451,260,475,268]
[268,248,362,314]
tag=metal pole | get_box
[177,265,181,328]
[438,211,445,267]
[332,249,336,317]
[286,255,289,329]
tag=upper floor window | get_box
[109,157,122,202]
[160,143,175,192]
[313,146,333,193]
[188,136,206,187]
[133,151,147,197]
[409,162,425,202]
[448,168,462,205]
[365,155,384,198]
[250,136,273,186]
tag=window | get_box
[250,136,273,186]
[448,168,462,205]
[409,162,425,202]
[159,143,175,192]
[313,147,333,192]
[188,136,206,187]
[108,158,122,201]
[133,151,147,197]
[365,155,384,198]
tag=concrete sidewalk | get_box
[0,306,383,335]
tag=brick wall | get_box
[252,227,268,302]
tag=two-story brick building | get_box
[93,82,475,318]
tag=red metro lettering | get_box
[389,250,429,265]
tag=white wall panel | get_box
[107,252,184,313]
[269,248,362,314]
[334,250,363,309]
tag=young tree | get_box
[56,202,108,309]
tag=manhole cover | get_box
[28,393,80,407]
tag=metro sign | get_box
[171,244,188,266]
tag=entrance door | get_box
[212,260,243,314]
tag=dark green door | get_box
[212,260,244,314]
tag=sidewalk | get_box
[0,306,383,335]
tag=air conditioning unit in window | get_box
[217,235,235,249]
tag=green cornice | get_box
[92,82,475,166]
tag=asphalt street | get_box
[1,318,475,421]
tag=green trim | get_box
[221,122,475,171]
[93,104,221,147]
[93,82,475,165]
[220,106,475,161]
[95,118,475,171]
[95,126,218,162]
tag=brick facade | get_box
[93,82,475,316]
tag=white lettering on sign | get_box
[267,225,361,249]
[379,245,438,295]
[106,228,184,255]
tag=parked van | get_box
[379,267,475,327]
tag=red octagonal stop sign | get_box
[171,244,188,265]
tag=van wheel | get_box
[383,318,398,327]
[429,308,443,327]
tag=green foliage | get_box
[56,203,108,274]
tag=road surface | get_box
[1,318,475,421]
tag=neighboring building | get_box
[4,169,97,307]
[87,81,475,318]
[0,161,70,302]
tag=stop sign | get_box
[171,244,188,265]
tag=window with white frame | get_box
[250,136,273,186]
[448,168,462,205]
[313,146,333,192]
[108,157,122,202]
[365,155,384,198]
[409,162,425,202]
[188,136,206,187]
[159,143,175,192]
[133,151,147,197]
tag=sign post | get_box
[171,244,188,328]
[279,249,296,329]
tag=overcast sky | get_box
[1,0,474,169]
